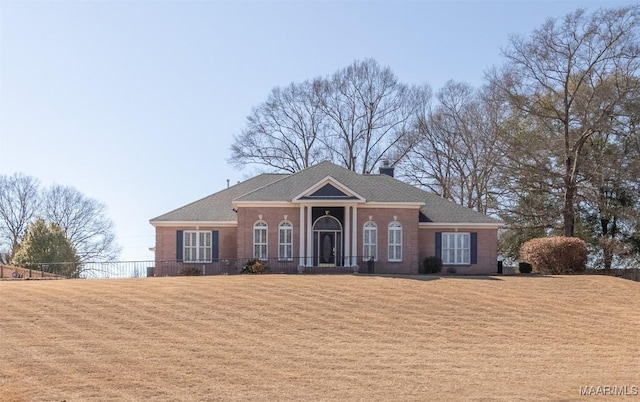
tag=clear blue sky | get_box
[0,0,630,261]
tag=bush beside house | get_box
[421,256,443,274]
[518,262,533,274]
[519,237,588,274]
[242,259,269,274]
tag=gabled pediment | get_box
[310,183,349,197]
[293,176,366,203]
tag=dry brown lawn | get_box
[1,274,639,401]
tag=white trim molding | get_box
[232,201,295,208]
[361,202,425,208]
[150,220,237,228]
[292,176,366,203]
[419,222,504,229]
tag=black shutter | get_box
[435,232,442,259]
[212,231,219,261]
[176,230,183,262]
[470,232,478,264]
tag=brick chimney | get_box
[379,160,394,177]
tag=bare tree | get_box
[320,59,428,173]
[491,5,640,237]
[0,173,41,256]
[401,81,503,214]
[229,79,328,173]
[42,184,120,262]
[229,59,430,174]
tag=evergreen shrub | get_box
[421,256,443,274]
[518,262,533,274]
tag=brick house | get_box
[150,161,502,275]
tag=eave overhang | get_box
[419,222,504,229]
[150,220,238,228]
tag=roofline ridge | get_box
[231,171,293,201]
[232,161,347,202]
[150,173,282,222]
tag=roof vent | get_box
[379,161,394,177]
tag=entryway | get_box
[313,215,342,266]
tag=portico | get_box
[297,204,360,268]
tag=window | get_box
[253,221,268,260]
[278,221,293,261]
[442,233,470,264]
[363,221,377,261]
[388,221,402,261]
[183,231,212,262]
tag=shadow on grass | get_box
[499,274,558,279]
[443,274,558,280]
[356,273,441,281]
[439,275,503,280]
[358,274,503,281]
[359,273,560,281]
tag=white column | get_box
[344,206,350,266]
[299,205,305,266]
[351,205,358,266]
[306,205,313,266]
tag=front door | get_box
[312,214,342,267]
[319,232,335,265]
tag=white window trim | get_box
[253,221,268,260]
[278,220,293,261]
[362,221,377,261]
[183,230,212,263]
[388,221,402,262]
[442,232,470,265]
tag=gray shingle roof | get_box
[150,161,501,225]
[150,173,285,222]
[234,161,425,203]
[372,174,500,224]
